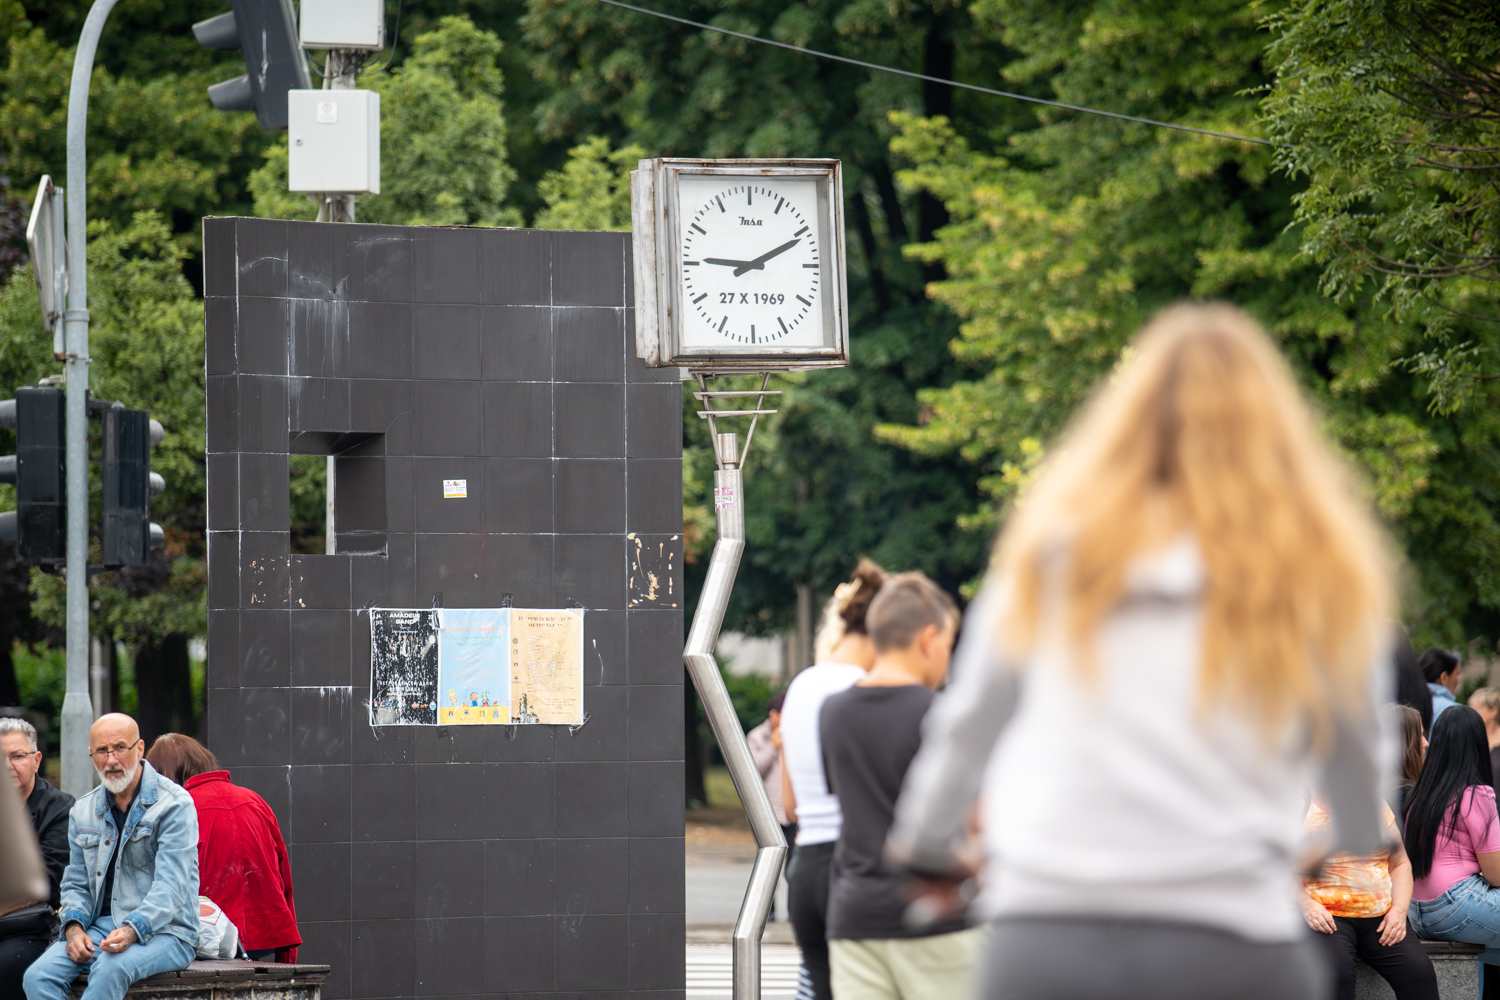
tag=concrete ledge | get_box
[1357,940,1483,1000]
[69,959,330,999]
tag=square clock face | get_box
[675,173,830,352]
[632,159,848,369]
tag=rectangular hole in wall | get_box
[289,431,387,556]
[289,454,330,555]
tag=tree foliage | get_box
[0,3,272,256]
[533,136,643,231]
[1263,0,1500,413]
[878,0,1500,645]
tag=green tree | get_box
[0,5,273,256]
[1262,0,1500,413]
[533,136,643,231]
[0,213,206,739]
[251,16,521,227]
[878,0,1500,647]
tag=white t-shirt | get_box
[780,661,866,845]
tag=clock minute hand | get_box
[733,238,802,277]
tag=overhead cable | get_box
[590,0,1272,146]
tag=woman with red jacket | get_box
[147,733,301,962]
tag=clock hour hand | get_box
[703,257,754,269]
[733,238,801,277]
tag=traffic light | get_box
[0,387,66,564]
[102,408,165,568]
[193,0,311,131]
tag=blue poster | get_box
[436,608,511,724]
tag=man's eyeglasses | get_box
[4,752,36,764]
[88,740,141,761]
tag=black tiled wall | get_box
[203,218,686,1000]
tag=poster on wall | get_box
[510,609,585,724]
[438,609,511,724]
[368,607,584,726]
[370,609,440,725]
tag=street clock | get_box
[632,158,849,371]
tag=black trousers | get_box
[1313,915,1438,1000]
[0,931,53,998]
[772,823,797,923]
[787,841,835,1000]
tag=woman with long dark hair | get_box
[1390,704,1427,823]
[1404,706,1500,946]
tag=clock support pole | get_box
[683,374,786,1000]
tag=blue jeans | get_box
[22,916,196,1000]
[1411,873,1500,946]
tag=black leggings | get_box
[1313,915,1438,1000]
[787,841,834,1000]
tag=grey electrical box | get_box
[299,0,384,50]
[287,89,380,194]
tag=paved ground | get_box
[686,808,792,924]
[687,808,802,998]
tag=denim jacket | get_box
[58,760,200,949]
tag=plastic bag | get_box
[196,896,244,959]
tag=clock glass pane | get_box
[676,175,828,351]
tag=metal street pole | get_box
[61,0,122,797]
[312,49,363,224]
[684,378,785,1000]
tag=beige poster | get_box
[509,609,585,724]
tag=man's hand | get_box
[1299,894,1337,934]
[1377,905,1409,946]
[99,923,138,954]
[65,924,95,963]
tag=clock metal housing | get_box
[632,158,850,371]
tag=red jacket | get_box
[185,771,301,960]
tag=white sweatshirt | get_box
[887,537,1392,942]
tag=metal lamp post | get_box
[59,0,123,797]
[683,376,787,1000]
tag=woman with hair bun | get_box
[779,558,887,1000]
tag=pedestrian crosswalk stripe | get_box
[687,944,803,999]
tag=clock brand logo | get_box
[738,217,763,226]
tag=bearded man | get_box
[23,714,199,1000]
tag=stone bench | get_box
[69,959,329,999]
[1357,940,1484,1000]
